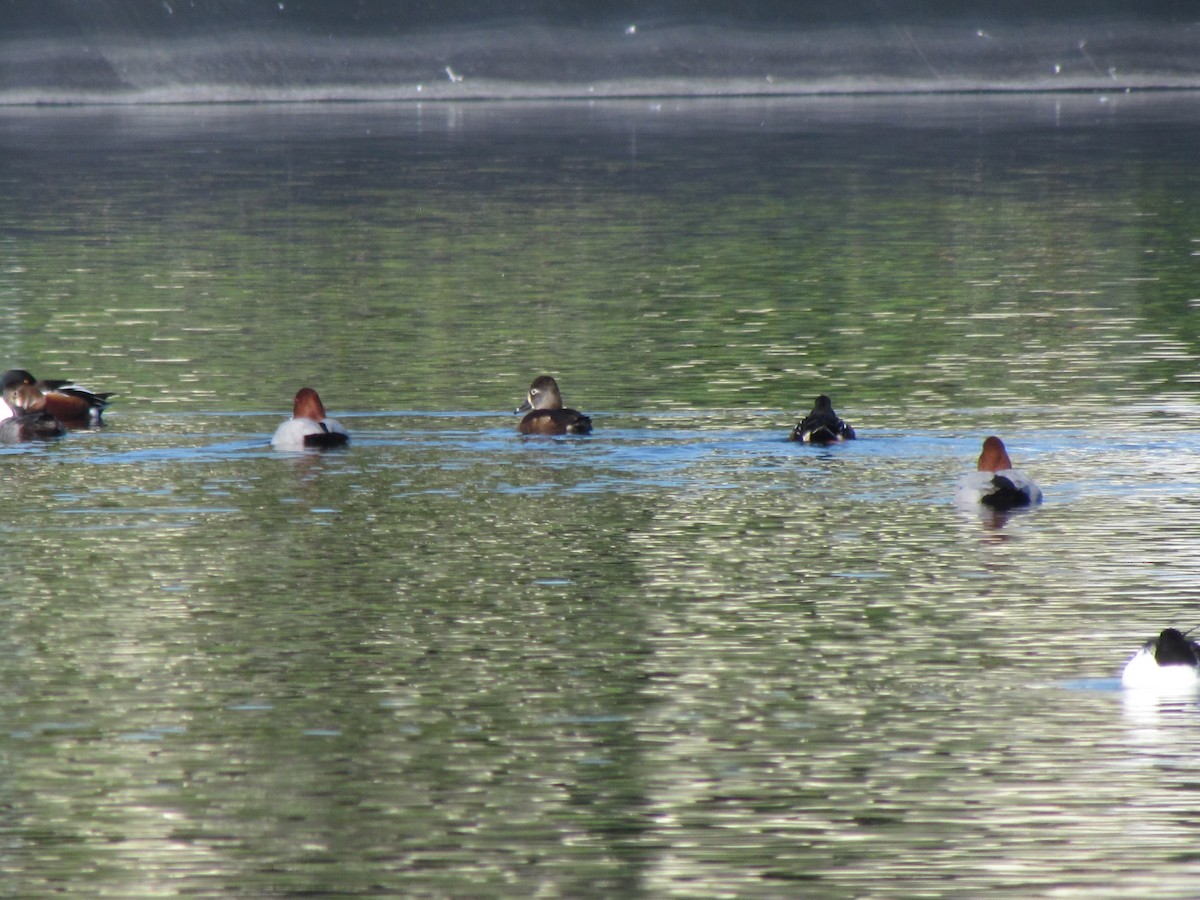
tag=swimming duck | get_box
[789,395,856,444]
[1121,627,1200,690]
[954,436,1043,510]
[515,375,592,435]
[0,383,67,442]
[271,387,349,451]
[0,369,110,428]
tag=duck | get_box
[1121,627,1200,691]
[0,369,111,428]
[270,387,349,451]
[954,436,1043,510]
[789,395,856,444]
[0,383,67,442]
[515,375,592,435]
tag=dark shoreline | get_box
[3,22,1198,105]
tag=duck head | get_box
[292,387,329,422]
[515,375,564,414]
[977,436,1014,472]
[5,383,46,413]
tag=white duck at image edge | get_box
[1121,627,1200,691]
[271,387,350,451]
[954,435,1043,511]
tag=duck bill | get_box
[514,399,533,414]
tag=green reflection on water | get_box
[2,96,1199,418]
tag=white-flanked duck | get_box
[1122,627,1200,691]
[271,387,349,451]
[954,436,1042,511]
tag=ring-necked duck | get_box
[515,375,592,435]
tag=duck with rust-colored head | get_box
[789,395,856,444]
[271,387,349,451]
[0,383,67,442]
[515,375,592,435]
[0,368,111,428]
[1122,627,1200,691]
[954,436,1042,510]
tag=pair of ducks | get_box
[955,439,1199,690]
[794,395,1044,513]
[271,375,591,450]
[0,369,111,441]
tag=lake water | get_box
[3,93,1200,897]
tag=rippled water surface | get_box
[3,94,1200,897]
